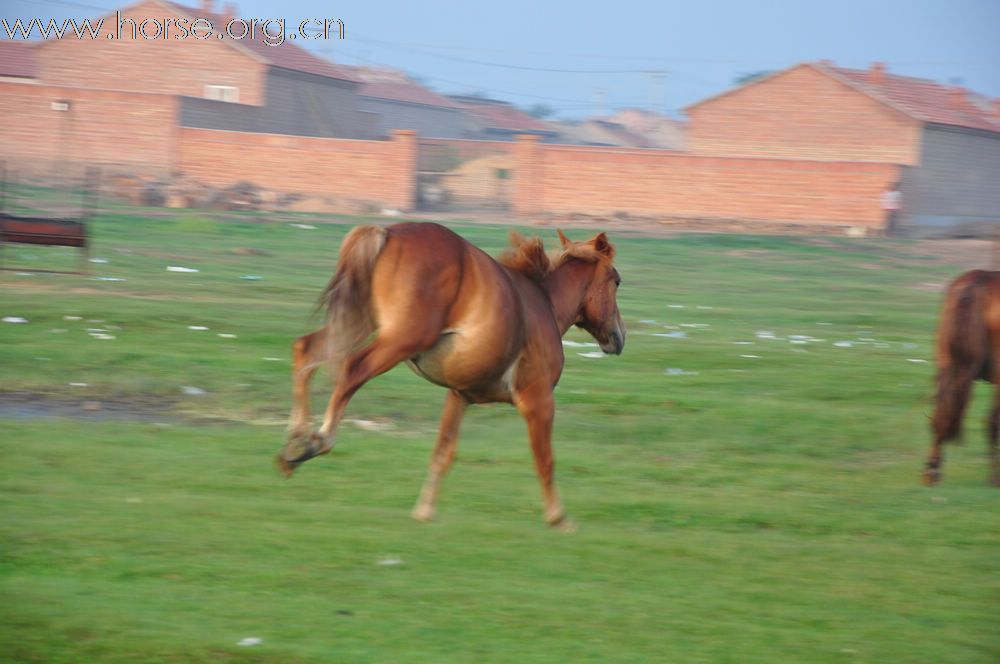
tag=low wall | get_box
[513,136,901,228]
[177,128,417,210]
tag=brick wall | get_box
[32,0,267,105]
[513,137,901,228]
[177,127,417,209]
[0,81,179,176]
[687,64,922,165]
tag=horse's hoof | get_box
[276,454,299,478]
[547,512,576,533]
[553,517,577,534]
[921,468,941,486]
[411,505,435,523]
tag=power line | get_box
[351,33,667,74]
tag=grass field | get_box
[1,200,998,663]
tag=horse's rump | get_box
[933,270,991,444]
[319,225,388,371]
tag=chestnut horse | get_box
[277,222,625,527]
[923,269,1000,486]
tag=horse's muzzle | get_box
[602,329,625,355]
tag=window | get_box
[204,85,239,103]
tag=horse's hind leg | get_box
[989,385,1000,487]
[278,328,439,476]
[288,329,327,437]
[412,390,467,522]
[278,329,329,474]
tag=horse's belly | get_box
[406,329,517,395]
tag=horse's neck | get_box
[542,262,590,335]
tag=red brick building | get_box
[686,62,1000,235]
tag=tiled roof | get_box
[452,98,553,133]
[0,41,38,79]
[823,63,999,134]
[359,80,460,109]
[167,2,358,83]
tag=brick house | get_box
[8,0,371,139]
[353,67,465,140]
[686,62,1000,235]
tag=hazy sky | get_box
[6,0,1000,118]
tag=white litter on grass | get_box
[90,333,116,340]
[167,266,199,273]
[562,340,598,348]
[696,305,714,310]
[15,272,33,276]
[218,333,237,339]
[64,315,82,321]
[651,331,687,338]
[240,275,263,281]
[87,328,107,333]
[291,223,316,230]
[577,352,605,359]
[667,304,685,309]
[639,319,658,324]
[858,337,877,342]
[733,341,754,345]
[88,319,104,323]
[788,335,813,341]
[756,331,778,339]
[262,357,283,362]
[817,322,834,326]
[92,276,126,282]
[236,637,263,647]
[89,258,109,264]
[789,339,808,345]
[740,354,761,359]
[665,367,699,376]
[377,557,402,566]
[69,382,88,387]
[346,419,394,432]
[181,386,206,396]
[679,323,710,329]
[188,325,209,331]
[2,316,28,324]
[834,341,853,348]
[907,358,929,364]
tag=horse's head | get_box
[557,229,625,355]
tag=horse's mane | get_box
[498,230,615,283]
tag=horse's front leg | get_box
[412,390,468,522]
[515,387,572,530]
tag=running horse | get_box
[277,222,625,528]
[923,269,1000,487]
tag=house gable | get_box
[686,63,922,164]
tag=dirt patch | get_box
[0,392,178,423]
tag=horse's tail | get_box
[932,271,989,444]
[318,225,387,374]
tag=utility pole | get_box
[645,70,667,114]
[592,87,607,118]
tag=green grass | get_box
[1,204,998,663]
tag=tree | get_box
[733,70,774,86]
[525,103,555,119]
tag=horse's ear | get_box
[556,229,572,249]
[591,232,615,258]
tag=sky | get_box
[5,0,1000,119]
